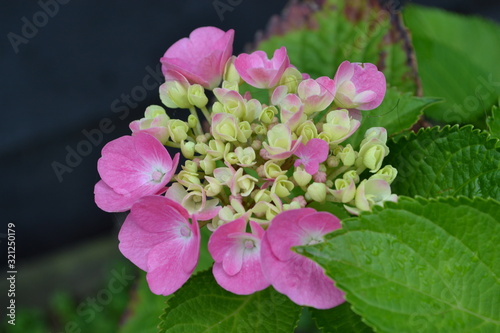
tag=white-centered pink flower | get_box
[94,133,179,212]
[118,196,200,295]
[294,138,329,175]
[297,77,336,115]
[333,61,386,110]
[208,218,270,295]
[160,27,234,90]
[234,47,290,89]
[261,208,345,309]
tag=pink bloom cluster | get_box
[94,26,395,309]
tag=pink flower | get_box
[297,77,336,115]
[333,61,386,110]
[234,47,290,89]
[94,133,179,212]
[208,218,270,295]
[294,138,329,175]
[261,208,345,309]
[160,27,234,90]
[118,196,200,295]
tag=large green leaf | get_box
[158,270,301,333]
[311,302,374,333]
[300,197,500,333]
[403,5,500,127]
[345,87,439,147]
[256,0,419,93]
[385,125,500,200]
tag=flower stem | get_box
[200,106,212,125]
[189,107,204,136]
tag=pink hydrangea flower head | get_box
[94,133,180,212]
[261,208,345,309]
[333,61,386,110]
[294,138,329,175]
[234,47,290,89]
[118,196,200,295]
[160,27,235,90]
[297,77,336,115]
[208,218,270,295]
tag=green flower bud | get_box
[176,170,200,186]
[224,152,238,165]
[293,166,312,187]
[253,189,273,203]
[278,67,303,94]
[187,114,199,129]
[296,120,318,143]
[306,182,327,202]
[200,155,216,175]
[144,105,169,119]
[338,144,357,166]
[167,119,189,143]
[212,101,224,114]
[223,56,241,83]
[259,105,278,124]
[239,121,252,140]
[159,80,191,109]
[204,176,222,196]
[370,165,398,184]
[187,84,208,108]
[357,138,389,173]
[235,147,256,166]
[180,141,196,159]
[343,170,360,184]
[271,175,294,197]
[222,80,239,92]
[264,161,285,179]
[183,160,198,173]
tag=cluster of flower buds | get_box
[94,27,397,309]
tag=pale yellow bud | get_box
[338,144,357,166]
[187,84,208,108]
[167,119,189,143]
[264,161,285,179]
[271,175,294,197]
[306,182,327,202]
[181,141,196,160]
[293,166,312,187]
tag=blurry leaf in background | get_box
[403,5,500,128]
[255,0,420,94]
[487,100,500,139]
[312,302,374,333]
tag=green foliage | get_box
[487,101,500,139]
[404,5,500,127]
[385,125,500,200]
[158,270,302,333]
[300,197,500,333]
[311,302,374,333]
[345,87,439,147]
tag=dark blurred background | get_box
[0,0,499,319]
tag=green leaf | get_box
[158,270,301,333]
[403,5,500,127]
[300,197,500,333]
[345,87,439,147]
[311,302,374,333]
[308,201,351,221]
[257,0,419,93]
[385,125,500,200]
[487,102,500,139]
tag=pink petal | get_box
[261,235,344,309]
[293,138,329,175]
[208,218,247,262]
[94,180,138,212]
[118,212,170,271]
[130,196,190,233]
[264,208,316,261]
